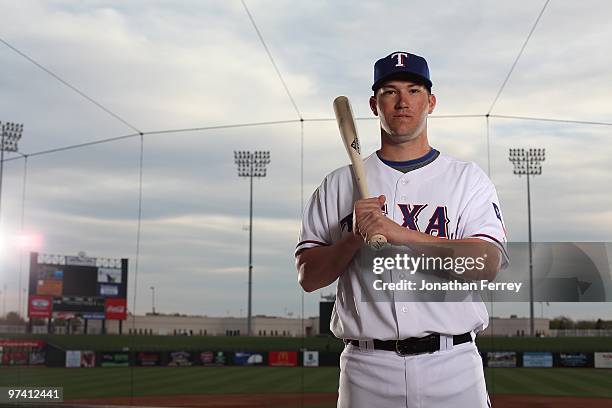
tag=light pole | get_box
[234,150,270,336]
[509,148,545,336]
[22,288,27,318]
[0,283,6,318]
[150,286,155,315]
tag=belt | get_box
[345,332,472,356]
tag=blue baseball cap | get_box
[372,51,432,92]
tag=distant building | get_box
[480,316,550,337]
[93,314,319,337]
[33,312,551,338]
[317,299,553,338]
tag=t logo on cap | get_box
[391,52,409,67]
[372,51,432,92]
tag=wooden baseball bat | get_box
[333,95,388,251]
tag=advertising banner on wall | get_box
[66,351,81,368]
[29,350,46,365]
[81,351,95,368]
[168,351,193,367]
[303,351,319,367]
[268,351,297,367]
[28,295,53,318]
[137,352,161,366]
[1,351,29,366]
[522,352,553,368]
[200,351,227,366]
[100,352,129,367]
[104,298,127,320]
[594,352,612,368]
[558,352,590,367]
[233,352,265,366]
[487,352,517,368]
[0,340,45,348]
[0,340,46,366]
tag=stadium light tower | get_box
[0,122,24,222]
[234,150,271,337]
[509,148,546,337]
[0,122,23,319]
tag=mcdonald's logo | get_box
[268,351,297,367]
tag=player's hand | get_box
[353,195,407,245]
[353,195,384,238]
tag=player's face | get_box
[370,80,436,143]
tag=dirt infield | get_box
[66,393,612,408]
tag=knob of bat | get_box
[368,234,388,251]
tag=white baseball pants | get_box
[337,338,491,408]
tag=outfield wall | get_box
[2,337,612,370]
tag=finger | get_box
[357,196,383,205]
[357,215,374,234]
[355,202,384,214]
[356,198,385,212]
[358,212,384,236]
[355,207,380,228]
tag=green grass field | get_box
[5,333,611,353]
[1,367,611,400]
[485,368,612,397]
[0,367,339,399]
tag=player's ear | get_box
[369,95,378,116]
[428,93,436,114]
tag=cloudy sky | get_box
[0,0,611,322]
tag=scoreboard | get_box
[28,252,128,320]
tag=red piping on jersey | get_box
[470,233,509,260]
[296,240,330,248]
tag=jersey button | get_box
[401,307,408,313]
[401,179,409,185]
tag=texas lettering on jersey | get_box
[340,201,506,242]
[340,203,451,238]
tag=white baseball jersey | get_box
[296,149,509,340]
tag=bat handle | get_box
[368,233,388,251]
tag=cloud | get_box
[0,0,610,319]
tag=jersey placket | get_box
[392,173,413,337]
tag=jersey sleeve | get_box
[458,166,510,268]
[295,181,333,256]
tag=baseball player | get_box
[295,51,508,407]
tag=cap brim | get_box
[372,72,432,92]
